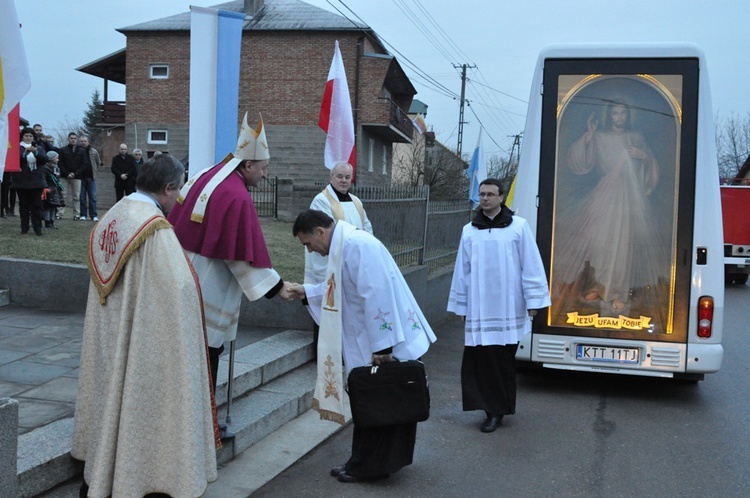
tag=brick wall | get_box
[126,33,191,124]
[125,31,362,128]
[123,30,408,186]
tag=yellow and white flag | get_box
[0,0,31,178]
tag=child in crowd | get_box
[42,151,65,229]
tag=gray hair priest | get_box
[72,154,219,498]
[305,160,373,284]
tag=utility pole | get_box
[454,63,476,159]
[508,132,522,165]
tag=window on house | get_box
[150,64,169,79]
[381,145,388,175]
[368,138,375,172]
[148,130,168,144]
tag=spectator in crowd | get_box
[133,148,145,176]
[72,154,219,498]
[32,124,48,153]
[42,151,64,229]
[448,178,550,433]
[289,209,436,483]
[16,127,48,236]
[111,143,138,201]
[77,135,100,221]
[305,160,373,357]
[44,135,60,154]
[58,132,84,220]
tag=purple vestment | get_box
[168,163,272,267]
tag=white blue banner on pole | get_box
[189,7,244,174]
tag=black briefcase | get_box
[347,359,430,428]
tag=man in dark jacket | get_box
[111,143,138,201]
[58,132,84,220]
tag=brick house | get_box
[77,0,417,187]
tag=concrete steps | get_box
[20,328,319,498]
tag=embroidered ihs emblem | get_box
[98,219,118,264]
[374,308,393,331]
[323,355,340,400]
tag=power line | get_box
[327,0,526,157]
[407,0,475,64]
[468,78,528,104]
[466,102,510,154]
[390,0,455,63]
[328,0,460,99]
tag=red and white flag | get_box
[0,0,31,178]
[319,40,356,177]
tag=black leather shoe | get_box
[337,471,361,483]
[330,465,346,477]
[337,471,389,483]
[481,414,503,433]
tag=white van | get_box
[512,44,723,380]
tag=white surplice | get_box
[448,215,551,346]
[303,221,436,376]
[186,252,281,348]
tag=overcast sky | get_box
[15,0,750,159]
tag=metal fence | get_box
[250,177,277,217]
[353,185,471,272]
[255,179,470,272]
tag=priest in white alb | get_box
[290,209,437,483]
[305,160,372,357]
[448,178,550,433]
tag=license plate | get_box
[576,345,640,364]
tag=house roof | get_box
[76,48,127,85]
[118,0,370,34]
[409,99,428,115]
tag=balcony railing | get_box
[388,100,413,140]
[96,101,126,125]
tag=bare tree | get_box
[392,133,468,199]
[423,146,468,199]
[487,154,518,193]
[715,111,750,180]
[51,115,85,145]
[392,135,427,187]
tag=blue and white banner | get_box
[189,6,244,174]
[467,128,486,209]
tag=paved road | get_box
[253,285,750,497]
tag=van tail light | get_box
[697,296,714,338]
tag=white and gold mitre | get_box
[177,112,270,222]
[235,112,270,161]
